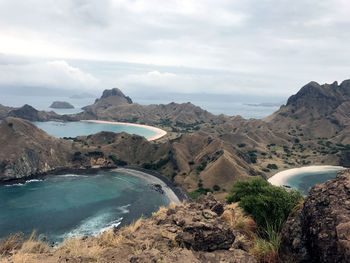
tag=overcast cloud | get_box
[0,0,349,96]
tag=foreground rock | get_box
[280,168,350,262]
[1,195,258,263]
[49,101,74,109]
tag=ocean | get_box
[34,121,158,139]
[0,93,283,119]
[0,171,170,243]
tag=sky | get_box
[0,0,349,99]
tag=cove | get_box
[33,121,159,140]
[0,170,171,244]
[268,166,344,194]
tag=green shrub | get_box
[196,161,207,172]
[226,178,302,232]
[237,143,246,148]
[109,155,128,166]
[267,163,278,170]
[189,187,212,199]
[213,185,221,191]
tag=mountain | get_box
[265,80,350,141]
[77,87,226,126]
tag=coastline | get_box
[81,120,167,141]
[268,165,345,187]
[0,166,190,204]
[115,166,190,204]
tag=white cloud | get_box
[0,60,99,90]
[0,0,349,96]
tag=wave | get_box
[59,205,130,240]
[4,179,43,187]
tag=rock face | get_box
[49,101,74,109]
[280,169,350,263]
[0,117,73,181]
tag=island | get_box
[49,101,74,109]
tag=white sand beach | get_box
[81,120,167,141]
[268,165,345,187]
[114,168,181,204]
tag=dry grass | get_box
[18,231,50,254]
[290,199,304,216]
[221,203,257,240]
[0,233,24,256]
[57,237,104,261]
[0,231,51,263]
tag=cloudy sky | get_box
[0,0,349,98]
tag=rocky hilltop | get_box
[280,168,350,262]
[7,104,68,122]
[77,87,225,126]
[49,101,74,109]
[265,80,350,141]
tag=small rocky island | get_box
[49,101,74,109]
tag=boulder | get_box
[280,169,350,262]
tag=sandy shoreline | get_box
[81,120,167,141]
[114,167,182,204]
[268,165,345,187]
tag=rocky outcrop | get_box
[49,101,74,109]
[99,88,133,103]
[280,169,350,263]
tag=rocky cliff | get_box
[0,117,73,181]
[280,168,350,263]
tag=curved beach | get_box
[268,165,345,187]
[81,120,167,141]
[114,167,182,204]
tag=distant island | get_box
[49,101,74,109]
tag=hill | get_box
[76,87,226,126]
[0,117,73,181]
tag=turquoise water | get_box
[285,169,341,194]
[0,171,170,244]
[33,121,157,139]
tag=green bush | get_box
[213,185,221,191]
[189,187,212,199]
[109,155,127,166]
[226,178,302,232]
[267,163,278,170]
